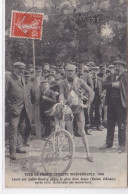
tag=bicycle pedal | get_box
[63,154,71,161]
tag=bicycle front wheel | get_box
[42,129,75,175]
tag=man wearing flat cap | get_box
[40,79,56,138]
[59,63,95,162]
[90,66,105,131]
[5,62,32,160]
[101,60,127,153]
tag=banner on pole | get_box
[10,11,43,40]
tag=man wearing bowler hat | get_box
[101,60,127,153]
[5,62,31,160]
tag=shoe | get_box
[99,144,112,149]
[103,121,107,128]
[63,154,72,161]
[87,156,94,162]
[16,148,26,154]
[86,129,92,135]
[74,132,81,137]
[10,153,16,160]
[97,125,104,131]
[118,146,125,153]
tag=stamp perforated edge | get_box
[10,10,44,40]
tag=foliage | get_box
[5,0,127,69]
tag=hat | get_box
[113,60,126,67]
[13,62,26,69]
[92,66,99,71]
[44,63,50,67]
[40,77,49,83]
[84,65,89,72]
[65,64,77,71]
[50,65,57,71]
[108,65,114,69]
[99,64,105,69]
[87,62,95,67]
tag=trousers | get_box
[106,98,127,147]
[9,106,31,154]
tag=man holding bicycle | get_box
[59,63,95,162]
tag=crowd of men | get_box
[5,60,127,161]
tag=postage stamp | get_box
[10,11,43,39]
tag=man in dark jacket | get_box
[40,79,56,138]
[90,66,104,131]
[5,62,31,160]
[100,60,127,153]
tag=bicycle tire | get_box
[42,129,75,175]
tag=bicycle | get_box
[42,103,75,175]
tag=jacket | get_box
[5,73,29,116]
[103,72,127,108]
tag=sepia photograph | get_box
[4,0,127,188]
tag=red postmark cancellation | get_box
[10,11,43,40]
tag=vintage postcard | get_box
[4,0,127,188]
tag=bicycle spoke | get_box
[42,130,74,174]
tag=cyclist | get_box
[59,63,95,162]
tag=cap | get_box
[92,66,99,71]
[13,62,26,69]
[108,65,114,69]
[43,66,50,72]
[50,65,57,71]
[65,64,77,71]
[99,64,105,69]
[113,60,126,67]
[84,65,89,72]
[44,63,50,67]
[43,63,50,70]
[87,62,95,67]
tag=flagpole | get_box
[32,39,35,78]
[32,0,35,78]
[32,0,42,139]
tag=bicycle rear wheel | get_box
[42,129,74,175]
